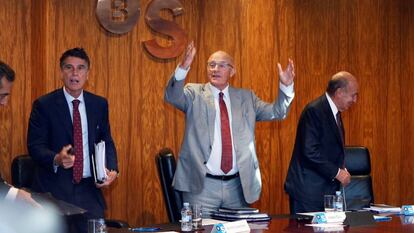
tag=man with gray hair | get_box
[165,42,295,215]
[284,71,359,214]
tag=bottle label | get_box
[182,215,190,222]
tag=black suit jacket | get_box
[27,88,118,215]
[284,94,344,205]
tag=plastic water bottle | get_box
[335,191,344,212]
[181,202,193,231]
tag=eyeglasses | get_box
[62,64,88,74]
[207,61,233,70]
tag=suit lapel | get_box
[228,87,242,145]
[321,95,344,147]
[55,89,73,140]
[201,84,215,150]
[84,92,98,180]
[84,92,96,153]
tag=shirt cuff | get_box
[5,187,18,201]
[279,82,294,98]
[174,65,190,81]
[53,154,59,173]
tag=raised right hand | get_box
[179,41,196,70]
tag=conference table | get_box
[109,214,414,233]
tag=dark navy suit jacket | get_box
[284,94,344,208]
[27,88,118,216]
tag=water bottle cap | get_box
[183,202,190,206]
[336,191,341,195]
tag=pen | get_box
[129,227,161,232]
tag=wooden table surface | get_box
[109,214,414,233]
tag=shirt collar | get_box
[63,86,85,104]
[325,92,339,116]
[208,83,230,99]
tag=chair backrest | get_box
[105,219,130,228]
[156,148,182,223]
[344,146,374,210]
[11,154,35,189]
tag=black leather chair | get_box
[11,154,36,188]
[156,148,182,223]
[11,154,129,228]
[344,146,374,210]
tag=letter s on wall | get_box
[143,0,188,59]
[96,0,141,34]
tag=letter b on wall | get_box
[96,0,187,59]
[96,0,141,34]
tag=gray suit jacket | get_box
[164,76,293,203]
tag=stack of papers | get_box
[364,204,401,213]
[218,207,259,214]
[92,141,107,183]
[211,207,271,222]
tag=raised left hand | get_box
[277,58,295,86]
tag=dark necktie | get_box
[336,112,345,145]
[72,99,83,183]
[219,92,233,174]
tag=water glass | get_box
[88,218,107,233]
[324,195,335,212]
[192,204,203,230]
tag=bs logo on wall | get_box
[96,0,188,59]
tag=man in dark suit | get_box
[165,42,295,215]
[27,48,118,233]
[0,60,40,206]
[284,71,358,214]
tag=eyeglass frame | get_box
[207,61,234,70]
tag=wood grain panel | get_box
[0,0,32,182]
[238,0,277,214]
[0,0,414,227]
[400,0,414,205]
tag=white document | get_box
[92,141,107,183]
[364,204,401,213]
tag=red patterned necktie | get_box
[72,99,83,183]
[219,92,233,174]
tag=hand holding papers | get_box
[92,141,118,188]
[92,141,107,183]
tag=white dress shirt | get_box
[4,186,18,201]
[63,87,91,178]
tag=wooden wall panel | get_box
[399,0,414,205]
[0,0,32,183]
[238,0,279,215]
[0,0,413,227]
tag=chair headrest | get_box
[158,148,174,158]
[11,154,35,188]
[344,146,371,175]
